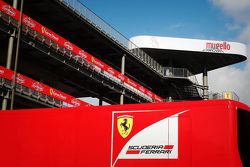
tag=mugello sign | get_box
[203,41,231,53]
[206,41,231,51]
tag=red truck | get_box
[0,100,249,167]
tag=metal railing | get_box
[197,86,203,97]
[209,91,239,101]
[0,78,64,107]
[58,0,164,75]
[163,67,200,85]
[57,0,201,87]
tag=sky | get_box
[80,0,250,105]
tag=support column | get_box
[1,91,10,110]
[1,0,18,110]
[10,0,24,110]
[120,54,125,104]
[203,67,209,100]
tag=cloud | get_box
[208,60,250,105]
[196,54,250,105]
[210,0,250,24]
[239,24,250,42]
[207,0,250,105]
[225,23,241,31]
[209,0,250,15]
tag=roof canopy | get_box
[130,36,247,74]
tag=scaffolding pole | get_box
[1,0,18,110]
[10,0,24,110]
[120,54,126,104]
[203,66,208,100]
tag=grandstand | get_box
[0,66,90,108]
[0,0,247,109]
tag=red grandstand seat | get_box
[65,50,72,59]
[51,41,58,50]
[31,90,40,99]
[28,29,37,38]
[54,99,62,107]
[36,33,45,42]
[21,25,29,34]
[47,96,54,105]
[1,14,10,25]
[10,18,18,27]
[72,55,83,64]
[58,46,66,55]
[44,39,52,47]
[82,59,89,67]
[15,84,22,93]
[39,93,48,102]
[3,79,12,89]
[22,86,32,96]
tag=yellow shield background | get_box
[223,92,232,99]
[117,115,133,138]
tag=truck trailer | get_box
[0,100,249,167]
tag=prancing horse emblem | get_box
[117,115,133,138]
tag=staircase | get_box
[179,85,203,100]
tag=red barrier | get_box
[0,1,163,102]
[0,66,90,107]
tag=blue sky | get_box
[81,0,241,40]
[80,0,250,105]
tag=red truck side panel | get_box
[0,100,249,167]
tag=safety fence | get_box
[0,66,91,107]
[209,91,239,101]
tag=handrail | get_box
[58,0,163,76]
[163,67,199,84]
[58,0,201,89]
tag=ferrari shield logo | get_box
[117,115,133,138]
